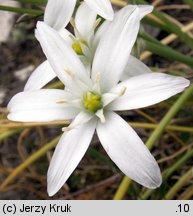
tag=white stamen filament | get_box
[93,18,102,30]
[96,109,106,123]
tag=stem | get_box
[113,84,193,200]
[0,129,22,141]
[0,136,60,189]
[113,177,131,200]
[179,185,193,200]
[163,149,193,181]
[1,121,193,133]
[165,168,193,200]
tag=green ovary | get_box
[72,42,83,55]
[72,40,87,55]
[83,92,103,113]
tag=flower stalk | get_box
[165,168,193,200]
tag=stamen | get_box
[56,99,68,104]
[119,86,127,96]
[64,68,75,78]
[95,72,101,84]
[94,18,102,30]
[96,109,106,123]
[70,17,75,28]
[62,126,75,132]
[92,72,101,93]
[69,34,76,41]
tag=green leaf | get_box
[182,0,193,11]
[133,0,193,50]
[142,17,174,34]
[12,0,47,5]
[153,10,193,50]
[140,32,193,68]
[0,5,43,16]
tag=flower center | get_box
[72,40,87,55]
[83,91,103,113]
[72,42,83,55]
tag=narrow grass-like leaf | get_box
[183,0,193,11]
[0,5,43,15]
[136,0,193,49]
[153,10,193,50]
[140,34,193,68]
[142,17,174,33]
[12,0,47,5]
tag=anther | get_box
[94,18,102,30]
[70,18,75,28]
[56,99,68,104]
[119,86,127,96]
[95,72,101,84]
[64,68,75,78]
[62,126,75,132]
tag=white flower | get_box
[45,0,114,31]
[24,0,113,91]
[24,4,153,91]
[7,7,190,196]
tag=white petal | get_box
[24,61,56,91]
[92,19,110,52]
[97,112,162,189]
[120,55,151,81]
[108,73,190,111]
[138,5,154,19]
[92,6,140,92]
[75,2,97,42]
[84,0,114,20]
[36,22,91,90]
[47,119,97,196]
[93,5,153,53]
[102,93,118,107]
[58,28,73,45]
[44,0,76,31]
[7,89,79,122]
[71,111,93,127]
